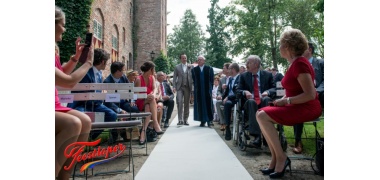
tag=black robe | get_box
[191,65,214,122]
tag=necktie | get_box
[253,74,261,105]
[160,83,165,96]
[228,77,234,95]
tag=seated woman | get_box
[55,6,93,180]
[256,28,322,178]
[154,73,164,127]
[135,61,164,145]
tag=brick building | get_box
[89,0,167,77]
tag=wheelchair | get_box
[233,91,287,152]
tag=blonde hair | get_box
[55,6,65,24]
[280,28,308,56]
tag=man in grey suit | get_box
[215,63,230,130]
[292,42,324,154]
[173,53,193,125]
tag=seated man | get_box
[215,63,231,130]
[156,71,175,128]
[237,55,276,148]
[103,61,139,114]
[222,63,240,141]
[103,61,140,141]
[68,48,118,144]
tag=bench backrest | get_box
[56,83,147,122]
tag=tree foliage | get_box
[154,51,171,74]
[205,0,232,68]
[167,9,205,68]
[225,0,324,69]
[55,0,93,64]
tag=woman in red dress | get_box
[256,29,322,178]
[55,6,94,180]
[135,61,164,145]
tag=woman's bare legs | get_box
[55,110,91,180]
[157,102,164,126]
[257,110,287,173]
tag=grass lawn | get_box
[283,115,324,156]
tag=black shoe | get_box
[155,129,165,135]
[269,157,292,178]
[225,127,231,141]
[200,122,205,127]
[260,168,274,175]
[207,121,212,128]
[164,121,169,128]
[209,121,214,126]
[250,135,262,148]
[184,121,189,126]
[177,121,184,125]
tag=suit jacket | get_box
[68,68,103,109]
[173,63,193,91]
[160,81,174,101]
[222,74,240,101]
[273,72,284,84]
[217,75,227,97]
[103,74,130,113]
[311,57,324,93]
[237,70,276,99]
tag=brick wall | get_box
[134,0,167,71]
[88,0,166,78]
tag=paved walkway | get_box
[135,108,253,180]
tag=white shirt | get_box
[182,63,188,72]
[199,65,204,72]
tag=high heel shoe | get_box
[260,168,274,175]
[139,129,146,145]
[269,157,292,178]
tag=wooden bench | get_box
[57,83,151,179]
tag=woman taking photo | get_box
[55,6,94,180]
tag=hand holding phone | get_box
[78,33,93,64]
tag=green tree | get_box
[205,0,232,68]
[154,51,170,74]
[226,0,324,68]
[167,9,205,65]
[55,0,93,64]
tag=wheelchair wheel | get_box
[237,123,247,151]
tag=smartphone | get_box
[78,33,93,64]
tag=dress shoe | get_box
[177,121,184,125]
[292,141,303,154]
[249,135,262,148]
[269,157,292,178]
[200,122,205,127]
[209,121,214,126]
[260,168,274,175]
[220,124,226,131]
[207,121,212,128]
[184,121,189,126]
[164,121,169,128]
[225,127,231,141]
[155,130,165,135]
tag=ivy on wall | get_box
[55,0,93,64]
[132,0,139,69]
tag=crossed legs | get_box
[55,110,91,180]
[139,98,163,143]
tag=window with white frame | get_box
[93,20,102,40]
[112,35,118,50]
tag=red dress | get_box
[260,57,322,126]
[135,75,154,111]
[55,55,72,112]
